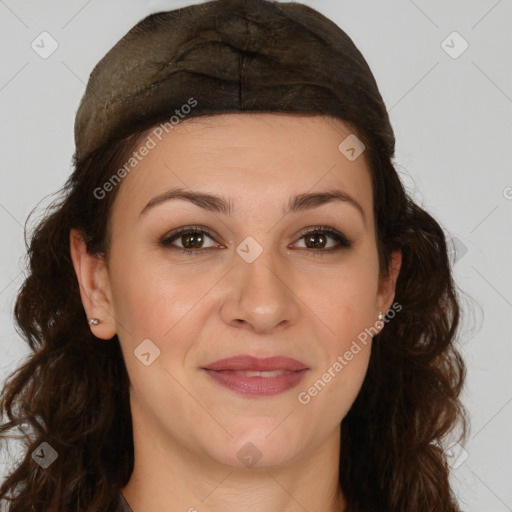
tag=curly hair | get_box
[0,0,468,510]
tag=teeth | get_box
[233,370,290,377]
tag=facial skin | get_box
[70,113,401,512]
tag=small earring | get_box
[377,312,384,321]
[88,318,101,326]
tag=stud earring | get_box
[377,312,384,321]
[88,318,101,326]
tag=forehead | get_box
[112,113,373,221]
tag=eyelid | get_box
[160,225,223,247]
[294,225,349,241]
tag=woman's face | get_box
[80,113,400,469]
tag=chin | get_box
[201,427,308,470]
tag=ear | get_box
[69,228,117,339]
[376,249,402,320]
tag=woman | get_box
[0,0,468,510]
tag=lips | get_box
[204,355,308,372]
[202,355,309,397]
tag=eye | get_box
[292,225,351,254]
[160,224,351,256]
[160,226,223,255]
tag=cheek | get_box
[298,270,375,423]
[297,249,378,408]
[108,247,226,387]
[311,257,379,344]
[107,235,196,334]
[305,345,371,426]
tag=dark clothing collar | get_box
[113,492,133,512]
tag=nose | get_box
[219,245,300,335]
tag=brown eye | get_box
[179,231,206,249]
[293,226,351,253]
[160,227,219,252]
[303,232,328,249]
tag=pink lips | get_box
[202,355,309,397]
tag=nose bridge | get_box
[239,237,285,293]
[222,233,299,332]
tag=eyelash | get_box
[160,225,352,256]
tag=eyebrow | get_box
[139,187,366,224]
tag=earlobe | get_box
[69,228,117,340]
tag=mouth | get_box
[203,355,308,372]
[230,369,293,377]
[202,355,309,397]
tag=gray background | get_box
[1,1,511,510]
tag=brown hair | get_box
[0,0,468,510]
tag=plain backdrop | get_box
[0,1,511,510]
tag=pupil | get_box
[305,233,325,249]
[184,233,203,248]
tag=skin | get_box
[70,113,401,512]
